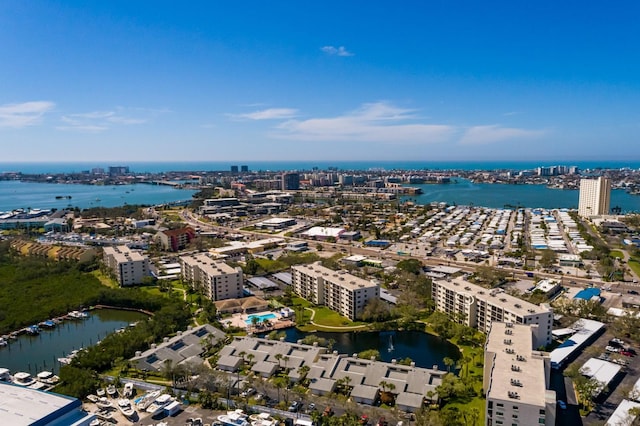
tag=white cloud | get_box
[57,108,149,132]
[229,108,299,120]
[321,45,354,57]
[459,125,546,145]
[0,101,55,128]
[274,102,454,143]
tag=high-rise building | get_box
[484,322,556,426]
[108,166,129,176]
[103,246,150,286]
[230,165,239,173]
[180,253,244,301]
[281,172,300,190]
[291,263,379,320]
[578,177,611,218]
[431,278,553,347]
[240,165,249,172]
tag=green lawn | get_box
[629,258,640,276]
[610,250,624,259]
[290,297,367,330]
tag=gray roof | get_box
[272,272,292,285]
[309,377,337,393]
[396,392,425,410]
[247,277,279,289]
[130,324,225,372]
[350,384,379,401]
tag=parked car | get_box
[558,400,567,410]
[606,345,620,353]
[628,290,639,295]
[621,350,634,357]
[308,402,316,411]
[288,401,301,412]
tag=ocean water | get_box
[1,160,640,174]
[405,179,640,212]
[0,181,196,212]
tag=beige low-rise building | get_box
[103,245,149,286]
[291,262,379,320]
[484,322,556,426]
[180,253,243,301]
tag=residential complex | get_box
[180,253,244,301]
[291,262,379,320]
[217,336,445,413]
[431,278,553,347]
[156,227,196,251]
[578,176,611,218]
[102,245,150,286]
[484,322,556,426]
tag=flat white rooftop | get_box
[606,399,640,426]
[0,382,92,425]
[550,318,605,368]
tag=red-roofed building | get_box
[156,227,196,251]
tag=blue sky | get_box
[1,1,640,163]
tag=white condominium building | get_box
[180,253,244,301]
[103,245,150,286]
[291,262,379,320]
[578,177,611,218]
[431,278,553,348]
[484,322,556,426]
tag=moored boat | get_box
[36,371,60,385]
[0,337,8,347]
[25,325,40,335]
[13,372,36,387]
[0,368,12,382]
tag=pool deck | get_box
[224,310,295,332]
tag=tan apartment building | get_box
[484,322,556,426]
[431,278,553,348]
[103,245,150,286]
[291,262,379,320]
[180,253,243,301]
[578,176,611,218]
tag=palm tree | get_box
[443,357,454,373]
[282,355,290,371]
[297,365,310,384]
[273,376,288,404]
[274,353,283,369]
[247,353,255,367]
[251,316,260,330]
[238,351,247,365]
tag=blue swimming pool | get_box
[245,313,276,325]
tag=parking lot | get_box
[559,325,640,425]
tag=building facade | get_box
[281,172,300,191]
[180,253,244,301]
[291,263,379,320]
[484,322,556,426]
[103,245,150,286]
[156,227,196,251]
[578,177,611,218]
[431,278,553,347]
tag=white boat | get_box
[123,382,134,398]
[146,393,173,416]
[86,394,99,403]
[117,398,137,419]
[68,310,89,319]
[218,409,251,426]
[106,384,117,397]
[0,337,7,347]
[96,397,113,409]
[136,390,160,410]
[0,368,12,382]
[249,412,279,426]
[36,371,60,385]
[12,372,36,387]
[96,388,106,397]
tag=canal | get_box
[0,308,148,375]
[268,329,461,370]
